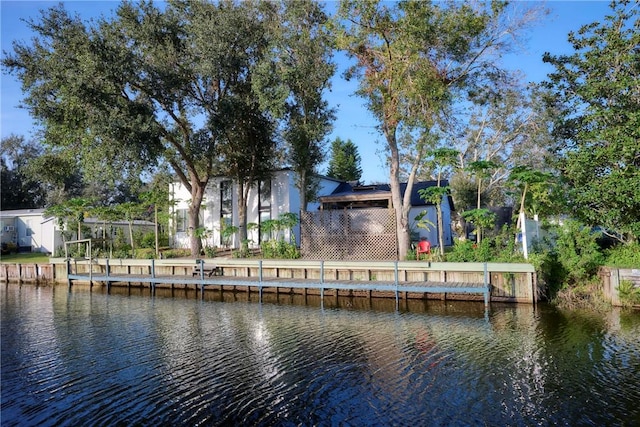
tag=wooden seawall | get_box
[39,258,539,305]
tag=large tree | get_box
[2,1,279,256]
[333,0,541,258]
[0,135,46,209]
[255,0,336,212]
[543,0,640,243]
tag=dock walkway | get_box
[67,259,493,306]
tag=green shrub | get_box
[527,250,564,299]
[604,242,640,268]
[203,245,217,258]
[260,240,300,259]
[136,248,156,259]
[445,238,494,262]
[617,279,640,307]
[554,220,604,286]
[138,231,155,249]
[112,248,132,259]
[161,248,191,259]
[3,242,18,254]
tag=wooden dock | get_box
[61,258,538,307]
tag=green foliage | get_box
[508,165,557,217]
[617,280,640,307]
[445,226,525,263]
[527,250,565,299]
[542,1,640,242]
[604,242,640,268]
[0,135,47,209]
[326,137,362,182]
[203,245,217,258]
[139,231,169,249]
[135,248,156,259]
[259,213,300,259]
[219,219,238,249]
[554,220,605,286]
[161,249,191,259]
[413,210,435,233]
[461,208,496,244]
[1,242,18,254]
[260,240,301,259]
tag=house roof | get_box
[0,208,46,219]
[319,181,454,210]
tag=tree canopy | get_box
[326,137,362,182]
[3,1,313,256]
[542,0,640,242]
[333,0,541,258]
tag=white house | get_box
[0,209,57,254]
[0,208,155,255]
[169,169,343,250]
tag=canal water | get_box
[2,284,639,426]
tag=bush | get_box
[554,220,604,286]
[161,248,191,259]
[136,248,156,259]
[527,250,564,299]
[445,226,524,263]
[138,231,155,249]
[260,240,300,259]
[2,242,18,254]
[617,279,640,307]
[604,242,640,268]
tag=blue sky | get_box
[1,1,613,184]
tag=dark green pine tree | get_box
[326,137,362,182]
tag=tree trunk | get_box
[437,203,445,256]
[154,205,159,258]
[188,181,206,257]
[237,181,248,251]
[387,130,411,260]
[128,221,135,258]
[298,169,308,213]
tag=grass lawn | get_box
[0,252,51,264]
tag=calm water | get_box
[2,284,639,426]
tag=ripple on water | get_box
[2,285,640,426]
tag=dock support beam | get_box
[483,262,490,307]
[258,260,263,303]
[394,261,399,309]
[106,259,111,293]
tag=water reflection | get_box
[1,283,639,426]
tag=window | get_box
[220,181,233,246]
[176,209,188,233]
[258,180,272,242]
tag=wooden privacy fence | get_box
[301,208,397,260]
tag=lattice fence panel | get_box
[301,209,397,260]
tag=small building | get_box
[299,180,454,260]
[0,209,56,253]
[317,181,455,246]
[169,169,343,250]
